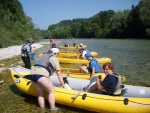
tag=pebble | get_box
[0,80,4,85]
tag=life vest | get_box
[51,39,56,44]
[34,54,54,76]
[85,50,90,54]
[21,44,32,57]
[73,42,77,47]
[102,73,123,95]
[64,43,69,47]
[89,58,101,73]
[113,74,123,94]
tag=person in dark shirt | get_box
[64,42,70,47]
[73,41,78,47]
[21,38,34,69]
[86,63,118,95]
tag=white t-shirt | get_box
[82,50,87,58]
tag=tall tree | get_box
[139,0,150,38]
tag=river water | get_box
[0,39,150,113]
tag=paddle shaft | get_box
[71,81,93,100]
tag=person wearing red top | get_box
[50,38,56,48]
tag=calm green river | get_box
[0,39,150,113]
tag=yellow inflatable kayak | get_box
[57,57,111,65]
[59,45,87,50]
[45,50,98,58]
[10,66,150,113]
[59,68,126,82]
[10,66,126,82]
[38,53,110,65]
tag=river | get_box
[0,39,150,113]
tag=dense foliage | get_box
[46,0,150,39]
[0,0,149,48]
[0,0,43,48]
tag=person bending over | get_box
[30,48,70,112]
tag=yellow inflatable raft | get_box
[38,54,111,65]
[59,45,87,50]
[45,50,98,58]
[60,68,126,82]
[57,57,111,65]
[10,66,150,113]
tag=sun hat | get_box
[51,48,59,53]
[85,53,93,58]
[79,43,83,47]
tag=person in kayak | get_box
[79,43,84,48]
[73,41,78,47]
[64,42,70,47]
[30,48,71,112]
[80,53,101,79]
[86,63,121,95]
[79,48,92,59]
[21,38,35,69]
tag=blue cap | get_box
[85,53,93,58]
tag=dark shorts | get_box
[51,44,56,48]
[30,74,43,82]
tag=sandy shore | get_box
[0,43,44,60]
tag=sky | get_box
[19,0,140,30]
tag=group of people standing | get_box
[20,38,121,112]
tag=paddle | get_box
[71,76,97,100]
[82,75,101,100]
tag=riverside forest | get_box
[0,0,149,48]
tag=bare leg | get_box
[37,77,55,109]
[86,83,97,92]
[80,65,88,73]
[33,82,45,109]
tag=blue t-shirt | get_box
[89,59,100,74]
[101,74,118,93]
[89,60,96,71]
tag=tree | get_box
[139,0,150,38]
